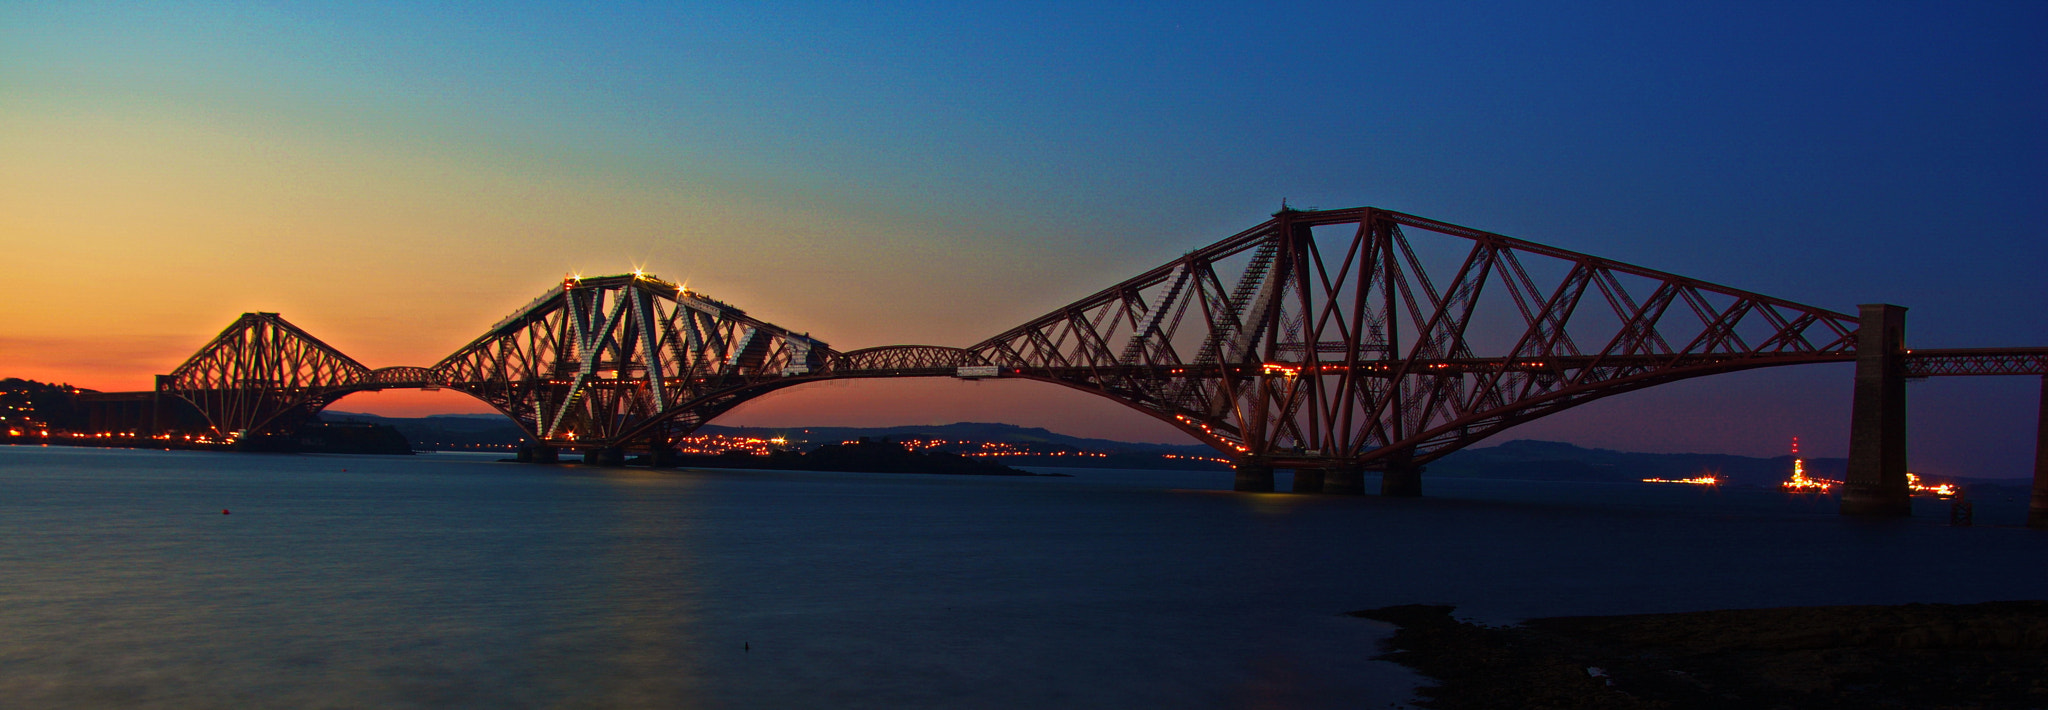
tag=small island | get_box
[665,437,1066,477]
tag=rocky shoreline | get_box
[1352,601,2048,709]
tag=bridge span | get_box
[89,207,2048,524]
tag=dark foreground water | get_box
[2,446,2042,709]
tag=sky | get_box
[3,2,2044,476]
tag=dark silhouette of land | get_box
[321,413,1233,469]
[0,378,2016,489]
[1426,439,1850,487]
[1355,601,2048,709]
[665,437,1058,477]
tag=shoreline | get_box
[1352,601,2048,709]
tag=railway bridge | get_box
[101,207,2048,523]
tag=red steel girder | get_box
[153,207,2042,465]
[832,346,987,375]
[431,273,833,448]
[160,312,371,436]
[969,207,1862,467]
[1902,348,2048,377]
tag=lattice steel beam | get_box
[160,312,370,436]
[968,207,1864,468]
[1903,348,2048,377]
[432,273,833,448]
[147,207,2042,469]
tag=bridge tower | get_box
[2033,374,2048,529]
[1841,304,1911,517]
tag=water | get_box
[2,446,2042,708]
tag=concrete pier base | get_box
[585,447,627,466]
[1291,468,1325,493]
[1233,462,1274,492]
[1381,463,1423,497]
[1323,466,1365,495]
[1842,304,1911,517]
[1840,486,1911,517]
[519,445,558,463]
[2030,375,2048,530]
[650,447,679,468]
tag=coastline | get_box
[1353,601,2048,709]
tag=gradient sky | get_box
[4,2,2044,476]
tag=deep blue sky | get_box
[4,2,2044,475]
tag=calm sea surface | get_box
[2,446,2043,709]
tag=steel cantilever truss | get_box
[162,277,837,447]
[434,274,832,447]
[969,208,1862,468]
[162,312,375,436]
[162,207,1954,470]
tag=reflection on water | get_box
[0,446,2042,709]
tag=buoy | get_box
[222,509,230,515]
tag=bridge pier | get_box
[518,444,559,463]
[154,375,172,436]
[1291,467,1325,493]
[650,446,679,468]
[585,447,627,466]
[1233,460,1274,492]
[1381,463,1424,497]
[1377,448,1424,497]
[2031,375,2048,529]
[1842,304,1912,518]
[1323,465,1365,495]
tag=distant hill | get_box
[321,412,528,450]
[315,412,2015,487]
[1,377,90,430]
[318,413,1222,456]
[697,421,1221,455]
